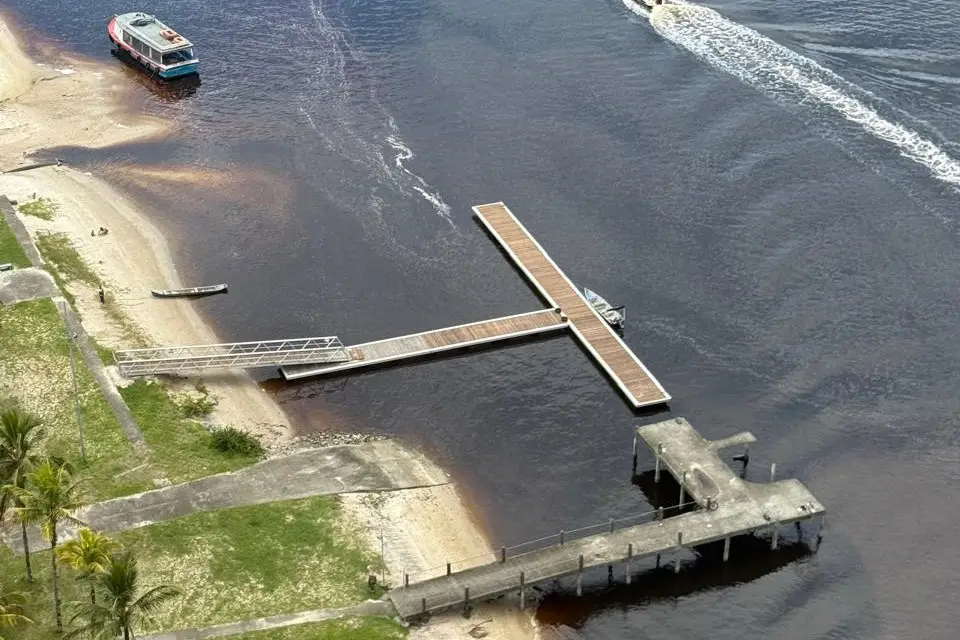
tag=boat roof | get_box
[115,12,193,52]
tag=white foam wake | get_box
[642,2,960,189]
[300,0,453,222]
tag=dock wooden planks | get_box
[281,309,566,380]
[473,202,670,408]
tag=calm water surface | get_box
[5,0,960,636]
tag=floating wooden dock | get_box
[474,202,669,408]
[281,309,567,381]
[388,417,825,619]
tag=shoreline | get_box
[0,15,536,640]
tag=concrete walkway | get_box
[0,267,58,304]
[4,440,448,553]
[140,600,394,640]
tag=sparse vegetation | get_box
[176,386,217,419]
[210,426,264,458]
[35,233,99,288]
[16,198,58,222]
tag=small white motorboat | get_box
[582,287,625,331]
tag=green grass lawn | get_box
[121,380,261,484]
[224,617,407,639]
[0,214,30,267]
[0,299,153,500]
[120,496,383,631]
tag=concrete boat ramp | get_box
[388,417,825,619]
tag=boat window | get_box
[122,31,133,45]
[162,49,195,65]
[150,48,161,62]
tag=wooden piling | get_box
[519,571,526,610]
[626,543,633,584]
[577,554,584,596]
[770,462,776,482]
[722,536,731,562]
[679,471,687,506]
[404,572,409,587]
[446,562,451,576]
[771,522,779,550]
[654,443,663,482]
[463,587,470,615]
[501,546,506,563]
[632,433,639,476]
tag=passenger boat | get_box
[151,284,227,298]
[583,287,626,331]
[107,12,199,79]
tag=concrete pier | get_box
[387,417,825,619]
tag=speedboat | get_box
[108,12,199,80]
[583,287,626,331]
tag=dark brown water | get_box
[6,0,960,636]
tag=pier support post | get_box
[626,543,633,584]
[654,443,663,482]
[520,572,526,610]
[632,433,638,477]
[501,546,506,563]
[657,506,664,522]
[675,532,683,574]
[463,587,470,616]
[446,562,451,576]
[678,472,687,507]
[421,597,426,614]
[607,565,614,585]
[656,553,661,568]
[771,522,779,550]
[576,555,584,596]
[723,536,731,562]
[404,572,409,588]
[609,518,615,534]
[560,530,565,546]
[770,463,777,483]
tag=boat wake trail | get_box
[298,0,452,223]
[636,1,960,190]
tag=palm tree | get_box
[57,529,119,605]
[66,551,180,640]
[8,460,86,633]
[0,408,43,583]
[0,583,32,640]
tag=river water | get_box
[5,0,960,637]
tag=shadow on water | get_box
[109,48,201,102]
[534,538,814,629]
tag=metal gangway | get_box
[115,337,350,377]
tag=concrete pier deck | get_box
[388,417,824,619]
[474,202,669,408]
[281,309,566,380]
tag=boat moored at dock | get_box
[108,12,199,79]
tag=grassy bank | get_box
[0,298,152,499]
[0,213,30,267]
[224,617,407,639]
[121,496,384,631]
[122,380,261,484]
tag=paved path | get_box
[140,600,393,640]
[0,267,58,304]
[3,441,448,553]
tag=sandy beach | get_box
[0,14,536,639]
